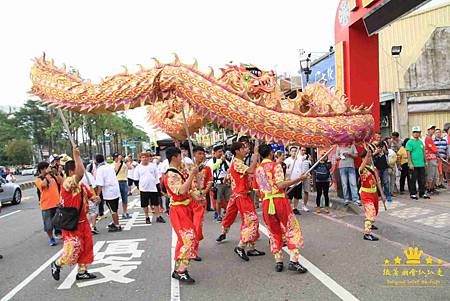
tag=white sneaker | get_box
[302,206,310,212]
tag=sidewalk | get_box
[311,186,450,239]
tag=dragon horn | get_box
[121,65,128,74]
[137,64,145,73]
[207,67,215,79]
[172,53,181,65]
[152,57,162,67]
[191,58,198,69]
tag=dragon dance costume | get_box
[164,169,197,273]
[253,159,304,263]
[190,165,213,256]
[56,176,94,274]
[221,158,260,251]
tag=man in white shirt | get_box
[284,146,303,215]
[95,154,122,232]
[5,169,16,183]
[134,152,166,224]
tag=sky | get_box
[0,0,447,137]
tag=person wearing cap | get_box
[134,152,166,224]
[95,154,122,232]
[406,127,429,200]
[113,152,130,219]
[424,125,440,194]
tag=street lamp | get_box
[391,45,402,133]
[299,53,312,87]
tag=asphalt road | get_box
[0,189,449,301]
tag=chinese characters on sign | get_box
[382,246,446,288]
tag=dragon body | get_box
[30,54,375,147]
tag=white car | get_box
[21,168,37,176]
[0,177,22,205]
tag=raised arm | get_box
[73,147,85,183]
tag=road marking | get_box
[59,239,146,289]
[0,210,22,220]
[22,196,32,201]
[387,207,433,219]
[0,250,63,301]
[58,241,106,289]
[171,229,180,301]
[258,224,359,301]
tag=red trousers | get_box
[221,196,239,230]
[60,221,94,265]
[191,200,205,254]
[223,193,259,247]
[262,197,304,257]
[170,202,197,262]
[361,191,378,234]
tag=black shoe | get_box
[216,233,226,242]
[217,216,223,222]
[275,262,284,272]
[76,272,97,280]
[156,216,166,223]
[410,195,418,200]
[371,225,378,230]
[51,261,61,281]
[0,254,3,259]
[108,222,115,228]
[108,225,122,232]
[363,234,379,241]
[422,194,431,199]
[171,270,195,283]
[288,261,308,273]
[247,249,266,256]
[192,256,202,262]
[91,227,100,235]
[234,247,249,261]
[146,217,152,224]
[293,208,301,215]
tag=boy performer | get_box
[216,142,265,261]
[190,146,213,261]
[253,144,308,273]
[359,149,386,241]
[164,147,200,283]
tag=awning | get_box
[380,92,395,103]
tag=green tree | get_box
[5,139,33,166]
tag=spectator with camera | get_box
[369,133,392,203]
[35,161,64,246]
[207,145,231,222]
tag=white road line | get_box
[0,210,22,220]
[0,249,63,301]
[170,229,180,301]
[258,224,359,301]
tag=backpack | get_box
[160,168,186,194]
[315,162,331,181]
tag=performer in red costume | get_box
[190,146,213,261]
[253,144,308,273]
[51,146,100,281]
[216,142,265,261]
[164,147,200,283]
[359,149,386,241]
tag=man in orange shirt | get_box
[35,161,63,246]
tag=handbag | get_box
[52,187,84,231]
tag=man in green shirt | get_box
[405,127,429,200]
